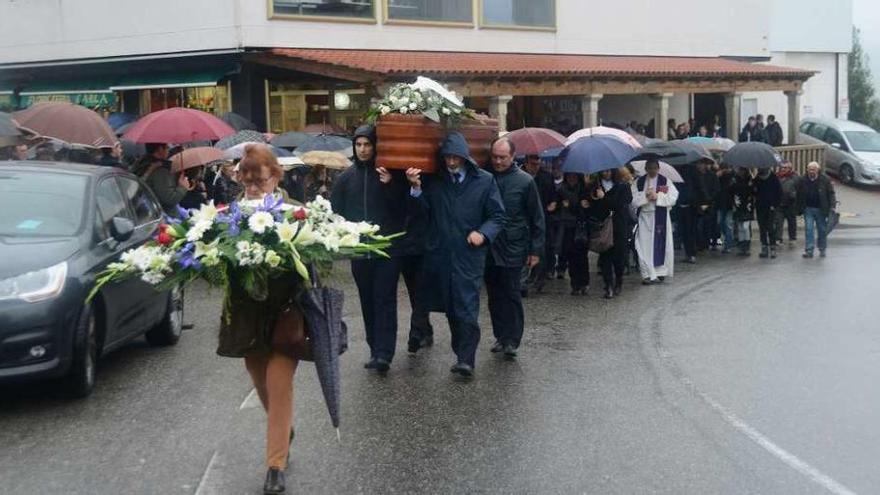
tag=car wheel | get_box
[145,285,183,346]
[62,305,98,398]
[839,164,855,185]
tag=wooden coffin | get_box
[375,113,498,173]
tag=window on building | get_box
[481,0,555,29]
[267,83,368,134]
[387,0,473,24]
[271,0,375,20]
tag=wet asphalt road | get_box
[1,185,879,495]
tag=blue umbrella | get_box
[107,112,138,130]
[538,146,564,159]
[559,135,638,175]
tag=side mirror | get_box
[110,217,135,243]
[830,142,841,149]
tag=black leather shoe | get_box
[503,344,517,359]
[613,281,622,296]
[364,358,378,369]
[604,287,614,299]
[264,467,285,495]
[490,341,504,353]
[374,358,390,373]
[450,362,474,377]
[407,339,420,353]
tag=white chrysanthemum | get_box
[408,102,417,110]
[399,96,409,106]
[191,202,219,225]
[248,211,275,234]
[441,107,451,115]
[141,271,166,285]
[379,105,391,115]
[338,233,360,248]
[131,246,156,272]
[276,220,297,243]
[186,219,212,242]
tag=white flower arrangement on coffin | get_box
[366,76,474,125]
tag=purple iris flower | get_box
[176,242,202,271]
[216,202,243,236]
[256,194,284,214]
[163,214,182,225]
[176,205,191,220]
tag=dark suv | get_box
[0,162,183,397]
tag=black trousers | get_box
[485,265,525,349]
[697,207,714,250]
[756,207,777,247]
[400,255,433,343]
[599,242,626,289]
[351,257,401,362]
[679,206,698,257]
[564,233,590,290]
[774,205,797,241]
[448,309,480,368]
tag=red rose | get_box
[157,232,173,245]
[216,203,227,211]
[158,223,168,233]
[293,208,308,221]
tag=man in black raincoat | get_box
[486,139,544,359]
[331,124,409,373]
[406,132,505,377]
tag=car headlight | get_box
[0,261,68,303]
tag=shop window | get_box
[271,0,375,21]
[142,86,228,115]
[386,0,473,24]
[267,83,368,134]
[481,0,555,29]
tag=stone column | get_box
[652,93,673,140]
[488,95,513,132]
[785,90,803,145]
[724,92,742,142]
[580,93,603,128]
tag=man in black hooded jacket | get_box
[331,125,411,373]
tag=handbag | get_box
[588,214,614,253]
[272,300,314,361]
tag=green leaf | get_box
[423,108,441,123]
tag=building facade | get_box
[0,0,853,143]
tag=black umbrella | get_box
[297,270,348,436]
[632,141,687,161]
[663,140,716,166]
[270,131,311,149]
[221,112,258,132]
[214,130,267,150]
[115,121,135,137]
[722,142,783,169]
[294,134,353,158]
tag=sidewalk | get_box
[833,180,880,228]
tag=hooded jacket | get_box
[412,131,505,314]
[330,124,409,255]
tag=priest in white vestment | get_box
[631,160,679,284]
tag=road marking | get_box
[194,451,219,495]
[650,273,860,495]
[239,388,260,410]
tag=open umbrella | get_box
[303,123,347,135]
[559,135,639,175]
[123,108,234,144]
[299,150,352,170]
[567,126,642,149]
[294,134,353,158]
[687,136,736,152]
[633,141,687,161]
[271,131,311,149]
[220,112,258,131]
[538,146,564,160]
[107,112,138,130]
[14,102,118,148]
[297,269,348,434]
[215,129,268,150]
[630,160,685,183]
[722,142,783,169]
[120,138,146,164]
[663,140,715,166]
[505,127,566,156]
[278,156,306,170]
[222,142,292,160]
[170,147,226,173]
[0,113,22,147]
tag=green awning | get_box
[110,69,229,91]
[18,77,115,96]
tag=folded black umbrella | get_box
[722,142,783,169]
[297,268,348,436]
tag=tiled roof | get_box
[269,48,814,79]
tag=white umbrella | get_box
[567,126,642,149]
[630,160,684,183]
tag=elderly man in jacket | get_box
[796,162,837,258]
[406,132,505,377]
[485,139,545,359]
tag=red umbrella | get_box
[504,127,566,156]
[13,102,117,148]
[170,147,226,173]
[123,108,235,144]
[303,123,348,135]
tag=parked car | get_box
[798,117,880,186]
[0,162,183,397]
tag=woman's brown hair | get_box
[239,144,282,182]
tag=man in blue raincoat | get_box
[406,132,505,377]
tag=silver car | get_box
[798,117,880,186]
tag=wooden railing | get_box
[775,144,826,175]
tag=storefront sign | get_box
[20,92,117,109]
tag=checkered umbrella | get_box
[214,130,267,150]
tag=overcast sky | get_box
[854,0,880,86]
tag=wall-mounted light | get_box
[334,92,351,110]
